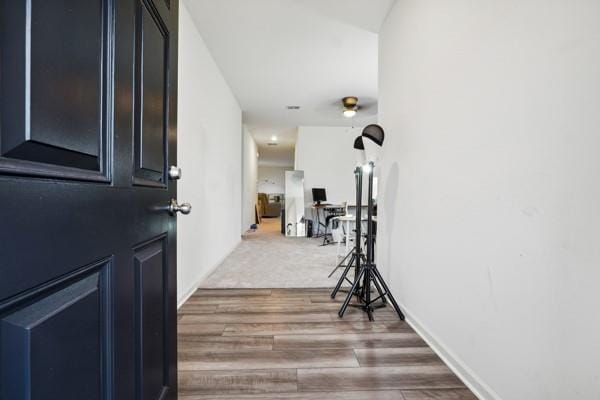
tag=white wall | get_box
[378,1,600,399]
[257,166,291,194]
[177,2,242,305]
[242,126,258,232]
[295,126,361,210]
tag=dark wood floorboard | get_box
[218,302,344,313]
[178,369,297,395]
[273,332,427,350]
[178,335,273,352]
[179,349,359,370]
[401,389,478,400]
[178,304,219,314]
[180,312,333,324]
[179,390,407,399]
[329,308,404,321]
[178,323,226,336]
[192,289,273,297]
[222,320,412,336]
[178,288,476,399]
[185,296,311,305]
[297,365,465,392]
[354,347,444,367]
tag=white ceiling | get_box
[252,127,297,167]
[184,0,394,163]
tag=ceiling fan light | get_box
[343,108,356,118]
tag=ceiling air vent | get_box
[267,143,278,146]
[286,105,301,110]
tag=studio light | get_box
[353,136,366,167]
[362,163,372,174]
[362,124,385,146]
[362,124,385,163]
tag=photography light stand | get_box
[330,166,368,296]
[327,165,366,279]
[334,125,405,322]
[330,138,387,308]
[330,137,371,299]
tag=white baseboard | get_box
[176,239,241,309]
[401,304,502,400]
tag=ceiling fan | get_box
[342,96,359,118]
[315,96,378,119]
[341,96,378,118]
[315,96,377,122]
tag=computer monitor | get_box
[312,188,327,204]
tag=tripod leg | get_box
[371,274,387,304]
[327,265,340,279]
[338,266,365,318]
[366,305,374,322]
[359,254,368,294]
[328,247,354,278]
[339,246,354,265]
[331,254,355,299]
[364,265,371,312]
[372,266,405,320]
[362,264,375,322]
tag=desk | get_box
[346,204,369,211]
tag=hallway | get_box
[178,288,477,399]
[200,218,344,288]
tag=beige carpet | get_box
[200,218,348,288]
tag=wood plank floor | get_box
[178,288,477,400]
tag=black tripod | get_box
[331,167,365,297]
[327,171,366,280]
[332,163,405,321]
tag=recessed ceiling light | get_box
[286,105,301,110]
[271,135,278,141]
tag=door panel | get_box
[134,236,169,400]
[0,0,180,398]
[0,0,110,180]
[1,260,111,400]
[134,0,169,187]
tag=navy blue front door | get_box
[0,0,179,399]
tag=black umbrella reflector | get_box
[353,136,366,166]
[353,136,364,150]
[362,124,385,146]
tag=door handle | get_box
[168,199,192,215]
[168,166,182,180]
